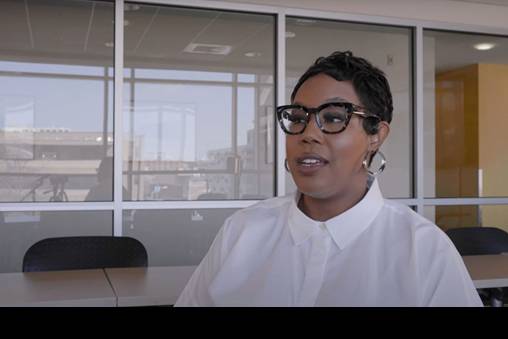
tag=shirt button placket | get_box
[297,227,331,306]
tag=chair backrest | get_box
[22,236,148,272]
[445,227,508,256]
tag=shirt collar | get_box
[288,178,384,249]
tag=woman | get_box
[175,51,482,306]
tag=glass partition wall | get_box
[1,0,508,272]
[423,30,508,232]
[284,19,413,198]
[123,5,275,201]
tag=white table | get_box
[462,255,508,289]
[104,266,196,306]
[0,269,117,307]
[2,256,506,307]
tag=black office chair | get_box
[445,227,508,307]
[22,236,148,272]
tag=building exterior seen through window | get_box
[0,0,114,202]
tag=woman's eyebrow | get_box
[292,97,348,106]
[324,97,347,103]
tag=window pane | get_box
[285,18,413,198]
[424,30,508,197]
[424,205,508,233]
[123,208,237,266]
[0,210,112,273]
[0,0,114,202]
[123,4,275,200]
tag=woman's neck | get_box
[298,176,369,222]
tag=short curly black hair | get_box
[291,51,393,135]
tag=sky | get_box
[0,61,263,161]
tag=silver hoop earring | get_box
[362,150,387,177]
[284,159,290,173]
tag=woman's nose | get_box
[301,114,323,143]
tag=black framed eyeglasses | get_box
[276,102,380,135]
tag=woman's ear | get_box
[368,121,390,152]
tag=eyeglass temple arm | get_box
[352,111,379,119]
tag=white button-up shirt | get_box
[175,180,482,307]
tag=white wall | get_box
[219,0,508,29]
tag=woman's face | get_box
[286,73,379,199]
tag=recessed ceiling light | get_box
[474,43,496,51]
[244,52,262,58]
[285,31,296,38]
[104,42,114,48]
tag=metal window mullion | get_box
[415,25,424,214]
[0,202,114,212]
[424,198,508,206]
[390,199,419,206]
[276,9,286,197]
[131,0,508,36]
[284,7,417,27]
[254,81,260,195]
[128,68,135,200]
[283,7,508,36]
[124,78,243,86]
[113,0,124,236]
[232,73,239,199]
[122,200,258,210]
[0,71,112,81]
[102,67,109,156]
[135,0,277,14]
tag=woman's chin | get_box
[295,183,332,199]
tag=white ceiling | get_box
[428,30,508,73]
[0,0,274,73]
[0,0,507,75]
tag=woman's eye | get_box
[284,111,305,123]
[322,112,345,123]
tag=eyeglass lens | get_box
[280,104,349,134]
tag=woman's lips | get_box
[293,154,329,175]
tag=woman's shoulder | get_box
[379,199,456,252]
[222,195,293,230]
[217,195,294,250]
[381,199,435,227]
[233,195,293,218]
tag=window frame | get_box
[1,0,508,239]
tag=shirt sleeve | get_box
[416,226,483,307]
[174,217,231,307]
